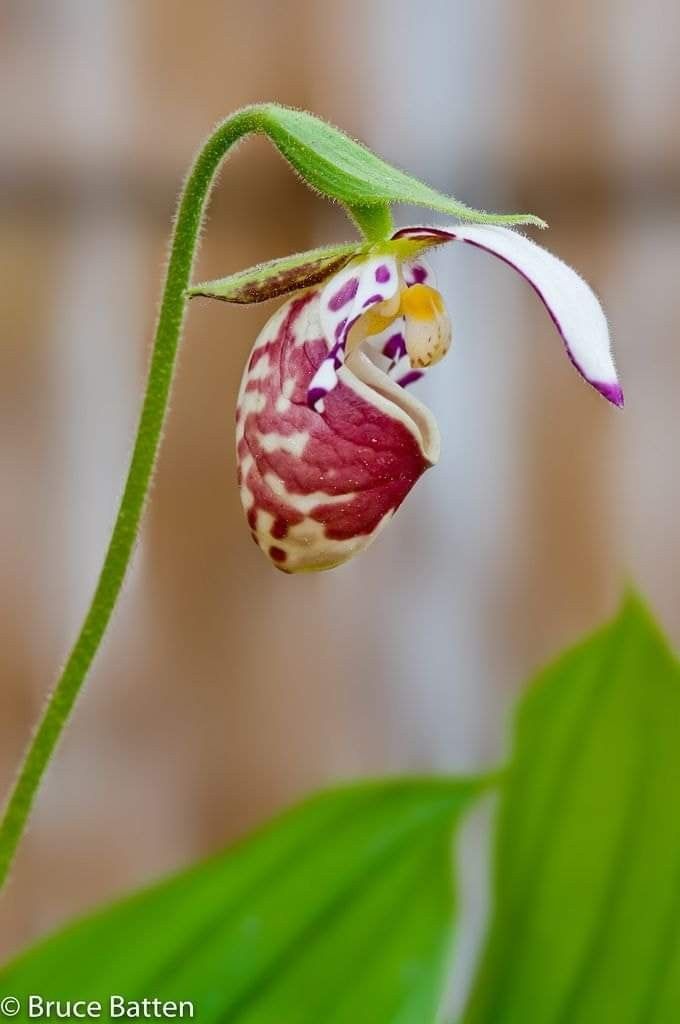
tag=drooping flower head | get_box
[194,223,621,574]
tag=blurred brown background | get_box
[1,0,679,968]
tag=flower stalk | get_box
[0,110,263,889]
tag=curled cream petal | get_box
[395,224,623,406]
[340,348,440,466]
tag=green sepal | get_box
[189,230,459,306]
[253,104,547,229]
[188,242,363,304]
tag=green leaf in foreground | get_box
[250,104,546,228]
[1,778,485,1024]
[463,594,680,1024]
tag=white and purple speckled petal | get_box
[363,318,426,389]
[394,225,622,407]
[366,351,425,391]
[308,255,400,409]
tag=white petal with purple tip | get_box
[395,225,622,406]
[454,225,621,403]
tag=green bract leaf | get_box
[189,242,363,303]
[1,778,486,1023]
[252,104,546,229]
[463,594,680,1024]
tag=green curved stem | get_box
[0,109,272,890]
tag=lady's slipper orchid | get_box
[229,224,621,573]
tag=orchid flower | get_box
[183,106,621,574]
[196,224,620,573]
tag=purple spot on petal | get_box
[408,264,427,285]
[327,342,344,368]
[375,264,391,283]
[396,370,424,389]
[338,315,360,346]
[334,317,348,341]
[362,293,383,308]
[593,380,624,408]
[271,518,289,539]
[307,386,328,410]
[383,333,407,360]
[329,277,359,311]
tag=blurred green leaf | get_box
[1,778,485,1023]
[253,105,546,228]
[189,243,363,304]
[463,593,680,1024]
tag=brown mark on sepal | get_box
[189,248,360,305]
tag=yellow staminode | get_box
[400,283,445,320]
[402,284,452,369]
